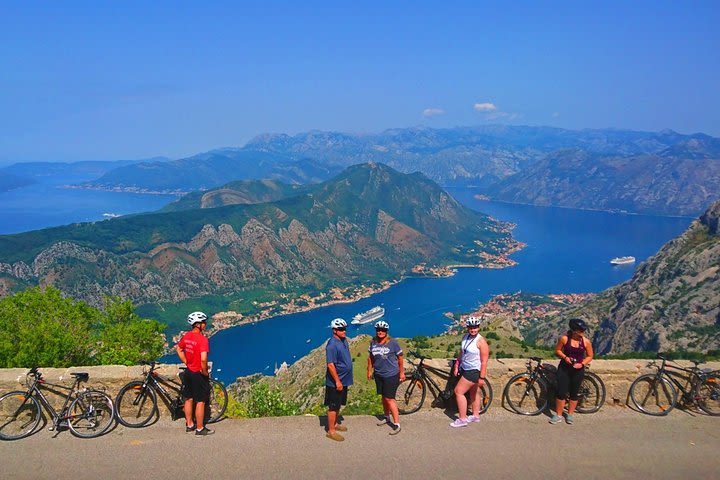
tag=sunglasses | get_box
[335,327,347,331]
[375,328,388,332]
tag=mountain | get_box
[82,125,714,193]
[483,149,720,216]
[525,199,720,354]
[1,158,170,180]
[82,153,340,192]
[0,172,35,192]
[160,179,310,212]
[0,163,516,315]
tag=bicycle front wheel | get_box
[695,373,720,416]
[207,379,228,424]
[397,377,427,415]
[629,374,677,416]
[68,390,115,438]
[115,381,158,427]
[476,380,493,415]
[503,373,548,415]
[0,391,42,440]
[575,372,606,414]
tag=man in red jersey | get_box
[175,311,213,436]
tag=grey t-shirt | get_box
[368,339,403,377]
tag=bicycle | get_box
[629,354,720,416]
[502,357,606,415]
[115,361,228,428]
[396,351,493,415]
[0,367,115,440]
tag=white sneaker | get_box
[467,415,480,423]
[450,418,468,428]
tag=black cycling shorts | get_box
[460,369,480,383]
[182,370,211,403]
[374,373,400,399]
[324,386,349,411]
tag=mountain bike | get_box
[397,351,493,415]
[115,361,228,427]
[502,357,605,415]
[0,367,115,440]
[629,354,720,416]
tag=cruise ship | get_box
[610,256,636,265]
[351,306,385,325]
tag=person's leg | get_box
[555,366,570,419]
[195,401,206,430]
[468,383,480,417]
[184,398,194,427]
[567,369,584,415]
[327,408,338,434]
[387,398,399,425]
[454,377,474,421]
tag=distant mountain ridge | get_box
[0,163,516,313]
[526,198,720,354]
[79,125,720,215]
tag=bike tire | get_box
[476,380,493,415]
[115,381,158,427]
[503,373,548,416]
[397,377,427,415]
[629,373,677,416]
[0,391,42,441]
[68,390,115,439]
[206,378,228,424]
[575,372,606,414]
[695,373,720,416]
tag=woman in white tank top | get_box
[449,319,490,428]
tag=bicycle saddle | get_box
[71,372,89,382]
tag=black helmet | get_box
[569,318,587,331]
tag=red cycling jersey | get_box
[177,331,209,373]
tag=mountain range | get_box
[0,163,516,320]
[526,199,720,354]
[73,125,720,215]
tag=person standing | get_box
[550,318,594,425]
[175,311,214,436]
[367,320,404,435]
[450,317,489,428]
[325,318,353,442]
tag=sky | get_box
[1,1,719,163]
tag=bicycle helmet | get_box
[330,318,347,329]
[187,311,208,325]
[374,320,389,330]
[465,317,482,327]
[569,318,587,331]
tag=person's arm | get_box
[453,340,463,376]
[367,355,374,380]
[580,338,594,367]
[478,336,489,384]
[175,340,187,365]
[398,353,405,381]
[327,362,343,391]
[200,351,209,377]
[555,336,572,365]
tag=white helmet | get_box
[374,320,389,329]
[188,311,208,325]
[465,317,481,327]
[330,318,347,329]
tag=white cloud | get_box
[473,102,497,112]
[422,108,446,117]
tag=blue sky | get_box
[1,1,719,163]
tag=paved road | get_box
[2,407,718,479]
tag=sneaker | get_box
[549,414,563,424]
[335,424,347,432]
[467,415,480,423]
[326,432,344,442]
[389,424,401,435]
[450,418,468,428]
[565,414,574,425]
[376,417,390,426]
[185,424,196,433]
[195,427,215,436]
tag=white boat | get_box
[351,306,385,325]
[610,256,636,265]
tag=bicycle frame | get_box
[20,374,87,427]
[406,356,459,401]
[139,365,183,407]
[652,358,711,400]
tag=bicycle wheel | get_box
[476,380,493,415]
[0,391,42,440]
[397,377,427,414]
[206,379,228,424]
[115,381,158,427]
[695,373,720,416]
[575,372,606,414]
[629,374,677,416]
[68,390,115,438]
[503,373,548,415]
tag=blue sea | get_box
[0,179,693,384]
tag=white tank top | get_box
[459,333,482,371]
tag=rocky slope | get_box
[485,149,720,216]
[0,163,516,311]
[526,199,720,354]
